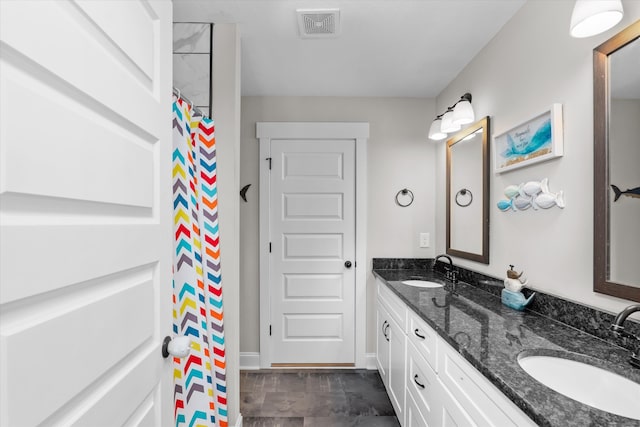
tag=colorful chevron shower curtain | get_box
[172,97,227,427]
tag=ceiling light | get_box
[570,0,623,38]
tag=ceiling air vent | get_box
[297,9,340,38]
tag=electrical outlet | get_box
[419,233,430,248]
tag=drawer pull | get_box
[384,323,390,342]
[381,320,388,334]
[413,374,425,389]
[414,329,425,339]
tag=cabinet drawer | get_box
[407,309,438,372]
[377,279,407,330]
[406,340,438,425]
[438,336,535,427]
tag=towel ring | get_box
[395,188,414,207]
[455,189,473,207]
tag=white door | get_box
[269,139,356,364]
[0,1,173,426]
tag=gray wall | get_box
[435,0,640,315]
[212,23,241,427]
[240,96,436,353]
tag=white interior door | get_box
[269,139,356,364]
[0,1,173,426]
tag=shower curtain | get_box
[172,97,227,427]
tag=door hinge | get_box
[266,157,272,170]
[269,325,272,336]
[269,242,272,253]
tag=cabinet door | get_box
[438,381,476,427]
[387,316,406,425]
[376,300,390,385]
[406,390,431,427]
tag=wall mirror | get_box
[446,116,490,264]
[594,20,640,302]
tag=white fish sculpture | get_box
[498,178,565,212]
[533,179,565,209]
[535,191,565,209]
[521,178,548,197]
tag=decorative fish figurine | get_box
[497,199,513,211]
[535,190,565,209]
[611,185,640,202]
[504,185,520,199]
[513,195,533,210]
[521,178,548,197]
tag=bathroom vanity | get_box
[373,261,640,427]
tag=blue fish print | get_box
[611,185,640,202]
[503,119,552,158]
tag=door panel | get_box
[284,274,343,300]
[0,1,172,426]
[270,139,355,364]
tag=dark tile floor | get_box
[240,369,400,427]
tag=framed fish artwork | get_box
[493,104,564,173]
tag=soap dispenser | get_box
[501,265,535,311]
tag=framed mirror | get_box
[446,116,490,264]
[593,20,640,302]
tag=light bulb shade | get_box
[441,109,461,133]
[570,0,623,38]
[428,118,447,141]
[452,99,475,125]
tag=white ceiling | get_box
[173,0,526,98]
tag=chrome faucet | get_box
[611,304,640,369]
[434,254,457,284]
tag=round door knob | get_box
[344,261,352,268]
[162,335,192,358]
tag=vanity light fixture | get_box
[570,0,623,38]
[428,93,475,141]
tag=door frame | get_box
[256,122,369,368]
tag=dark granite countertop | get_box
[373,267,640,427]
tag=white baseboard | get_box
[233,414,243,427]
[239,352,261,370]
[365,352,377,370]
[240,351,378,370]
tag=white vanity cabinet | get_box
[376,280,407,425]
[375,278,536,427]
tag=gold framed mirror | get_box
[446,116,490,264]
[593,20,640,302]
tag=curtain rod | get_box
[173,87,208,118]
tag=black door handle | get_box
[344,260,352,268]
[414,375,425,389]
[414,329,426,339]
[384,323,390,341]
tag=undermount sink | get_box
[401,280,443,288]
[518,354,640,420]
